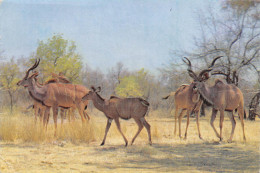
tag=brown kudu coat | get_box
[163,83,203,139]
[82,86,151,146]
[17,59,90,136]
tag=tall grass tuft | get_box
[0,112,103,143]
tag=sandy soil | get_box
[0,116,259,173]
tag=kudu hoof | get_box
[125,142,128,147]
[227,139,233,143]
[100,142,105,146]
[149,141,152,146]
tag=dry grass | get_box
[0,108,259,172]
[0,109,161,144]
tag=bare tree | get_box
[107,62,129,95]
[168,1,260,118]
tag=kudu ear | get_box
[91,86,96,92]
[96,86,101,93]
[33,71,39,76]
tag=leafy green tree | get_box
[30,34,82,83]
[0,58,20,112]
[115,68,152,98]
[115,75,143,97]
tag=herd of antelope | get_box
[17,57,246,146]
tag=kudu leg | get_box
[34,106,38,124]
[174,107,179,136]
[131,118,144,145]
[141,117,152,145]
[43,107,50,131]
[84,111,90,120]
[210,108,220,139]
[184,110,191,140]
[76,103,87,123]
[195,110,203,140]
[52,107,58,137]
[83,105,90,120]
[219,110,224,141]
[70,108,76,122]
[227,111,236,143]
[114,118,128,146]
[178,109,185,139]
[238,107,246,141]
[101,118,113,146]
[60,108,65,126]
[40,107,46,126]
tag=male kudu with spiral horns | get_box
[17,59,90,136]
[163,56,221,140]
[183,57,246,142]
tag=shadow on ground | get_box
[92,142,259,172]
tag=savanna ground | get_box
[0,108,259,173]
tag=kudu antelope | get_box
[82,86,152,146]
[44,73,88,124]
[184,57,246,142]
[18,72,81,125]
[17,59,90,136]
[163,83,203,139]
[162,57,221,140]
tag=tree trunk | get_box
[8,90,13,113]
[248,92,260,121]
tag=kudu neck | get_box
[197,83,214,105]
[27,78,46,103]
[92,93,106,112]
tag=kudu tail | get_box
[162,95,170,100]
[162,92,175,100]
[26,104,34,110]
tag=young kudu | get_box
[163,83,203,139]
[184,57,246,142]
[82,86,152,146]
[18,59,90,136]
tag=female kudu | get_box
[82,86,152,146]
[163,83,203,139]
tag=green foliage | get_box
[115,75,142,97]
[115,68,150,98]
[0,58,20,92]
[31,34,82,83]
[0,58,20,112]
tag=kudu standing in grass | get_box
[17,59,90,136]
[18,72,82,125]
[162,56,221,140]
[163,83,203,139]
[44,72,88,124]
[184,57,246,142]
[34,72,72,124]
[82,86,152,146]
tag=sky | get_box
[0,0,219,73]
